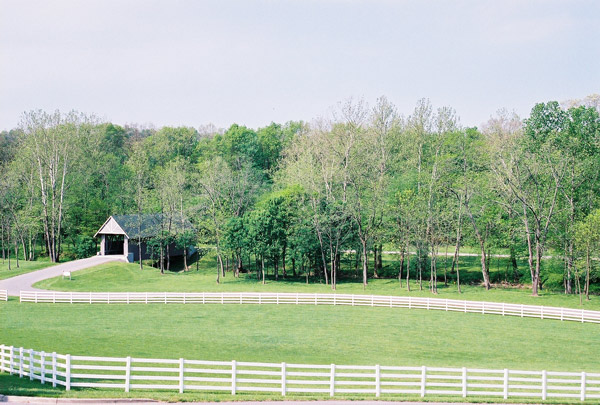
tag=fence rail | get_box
[18,291,600,324]
[0,290,6,301]
[1,344,598,400]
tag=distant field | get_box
[0,300,598,401]
[33,253,600,310]
[0,258,55,280]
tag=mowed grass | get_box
[34,255,600,310]
[0,300,599,401]
[0,258,55,280]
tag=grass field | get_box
[4,251,599,402]
[0,300,599,401]
[33,254,600,310]
[0,258,55,280]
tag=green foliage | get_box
[74,236,97,259]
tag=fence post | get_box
[65,354,71,391]
[231,360,237,395]
[581,371,586,401]
[541,370,547,400]
[281,362,286,396]
[125,356,131,393]
[19,347,23,378]
[421,366,426,397]
[0,345,4,373]
[462,367,467,397]
[179,358,184,393]
[330,364,335,397]
[503,369,509,399]
[40,351,45,384]
[9,346,14,375]
[28,349,35,380]
[375,364,381,397]
[52,352,57,388]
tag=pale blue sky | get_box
[1,0,598,131]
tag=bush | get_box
[75,236,97,259]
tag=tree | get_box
[196,156,261,283]
[574,210,600,302]
[488,104,566,296]
[127,141,151,270]
[19,110,102,263]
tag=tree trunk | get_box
[566,239,574,294]
[216,252,223,284]
[465,201,491,290]
[316,230,329,285]
[531,229,542,296]
[585,246,590,301]
[166,243,171,271]
[1,223,5,263]
[456,253,461,294]
[479,244,490,290]
[183,247,188,271]
[139,238,143,270]
[15,239,19,268]
[361,238,368,288]
[406,252,410,292]
[399,249,404,287]
[443,244,448,287]
[282,246,287,278]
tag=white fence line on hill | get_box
[0,344,598,400]
[0,290,6,301]
[18,291,600,324]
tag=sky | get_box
[1,0,599,131]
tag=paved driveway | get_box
[0,256,126,296]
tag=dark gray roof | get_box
[105,214,193,239]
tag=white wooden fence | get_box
[0,289,6,301]
[19,291,600,324]
[1,344,598,400]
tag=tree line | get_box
[1,95,599,298]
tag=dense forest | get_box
[1,95,599,298]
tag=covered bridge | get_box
[94,214,194,263]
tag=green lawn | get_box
[0,300,598,402]
[33,255,600,310]
[0,258,55,280]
